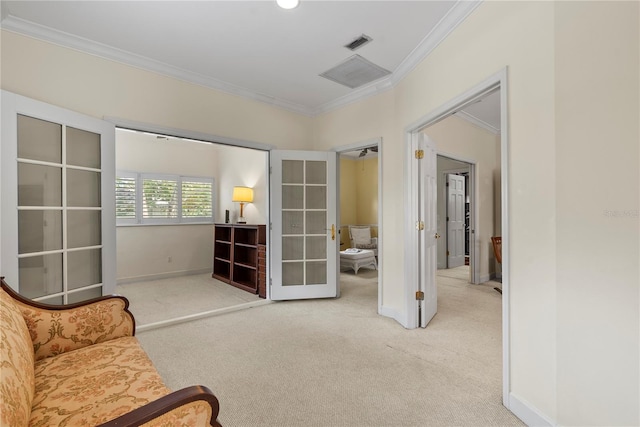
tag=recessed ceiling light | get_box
[277,0,299,9]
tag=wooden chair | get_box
[490,236,503,292]
[491,236,502,264]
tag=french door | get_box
[270,150,338,300]
[1,91,115,303]
[416,133,438,327]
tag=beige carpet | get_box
[135,268,522,426]
[116,274,260,325]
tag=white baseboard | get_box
[117,268,211,285]
[508,393,555,427]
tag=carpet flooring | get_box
[116,274,260,325]
[135,267,523,426]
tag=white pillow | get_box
[351,227,371,245]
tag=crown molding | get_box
[313,0,482,115]
[1,0,482,118]
[390,0,482,86]
[0,15,317,117]
[454,110,500,134]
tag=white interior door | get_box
[417,133,438,328]
[270,150,337,300]
[1,90,116,303]
[447,173,466,268]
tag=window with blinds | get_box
[115,174,137,223]
[116,171,214,225]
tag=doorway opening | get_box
[404,69,509,406]
[111,123,273,330]
[334,138,382,311]
[436,156,474,280]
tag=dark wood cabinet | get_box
[212,224,266,294]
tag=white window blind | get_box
[182,179,213,219]
[116,171,214,225]
[142,176,178,220]
[115,174,137,223]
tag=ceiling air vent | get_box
[345,34,372,51]
[319,55,391,89]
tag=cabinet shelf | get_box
[212,224,266,295]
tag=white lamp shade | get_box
[232,186,254,203]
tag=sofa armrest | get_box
[99,385,221,427]
[1,277,135,361]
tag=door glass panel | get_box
[18,254,63,299]
[18,164,62,206]
[306,236,326,259]
[67,169,101,207]
[282,211,303,235]
[18,210,62,254]
[306,161,326,184]
[68,249,102,290]
[306,261,327,285]
[306,186,326,209]
[306,211,326,234]
[282,262,303,286]
[38,295,63,305]
[282,185,303,209]
[282,160,303,184]
[17,115,62,163]
[67,127,101,168]
[283,236,303,260]
[68,287,102,304]
[67,210,101,248]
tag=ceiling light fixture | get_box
[277,0,299,10]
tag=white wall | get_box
[216,146,268,225]
[115,130,268,281]
[554,2,639,425]
[116,130,219,282]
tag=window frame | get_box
[116,170,215,226]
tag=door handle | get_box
[326,224,336,240]
[435,233,441,239]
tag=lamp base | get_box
[237,216,247,224]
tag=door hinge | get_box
[416,220,425,231]
[269,278,272,287]
[446,250,450,256]
[416,291,424,300]
[269,222,272,230]
[269,166,272,174]
[415,149,424,159]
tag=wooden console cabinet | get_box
[212,224,266,294]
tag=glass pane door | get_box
[270,150,337,300]
[17,115,103,303]
[2,91,115,304]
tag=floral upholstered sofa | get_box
[0,277,221,427]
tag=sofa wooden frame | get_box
[1,277,222,427]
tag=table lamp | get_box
[232,186,253,224]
